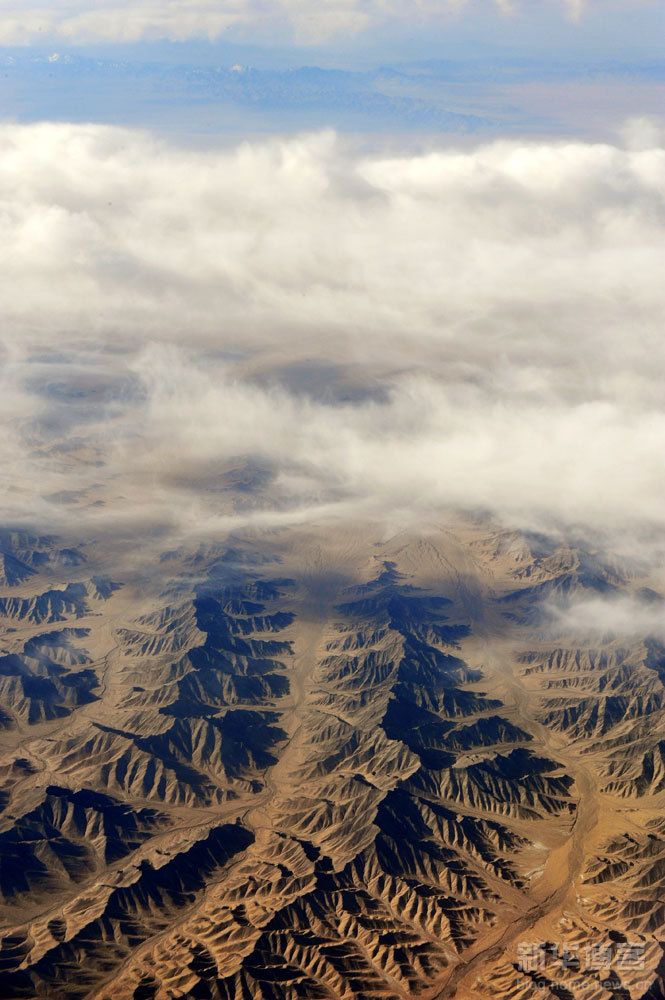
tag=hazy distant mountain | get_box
[0,52,495,133]
[2,50,661,136]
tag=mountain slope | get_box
[0,522,663,999]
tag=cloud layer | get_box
[0,0,593,45]
[545,593,665,639]
[1,122,664,553]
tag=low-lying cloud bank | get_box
[0,0,593,45]
[1,122,664,555]
[545,593,665,639]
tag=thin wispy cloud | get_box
[0,0,602,45]
[545,592,665,639]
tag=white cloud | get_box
[0,0,593,45]
[2,123,663,367]
[0,122,664,553]
[546,593,665,639]
[564,0,584,21]
[127,352,665,536]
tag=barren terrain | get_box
[0,518,663,999]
